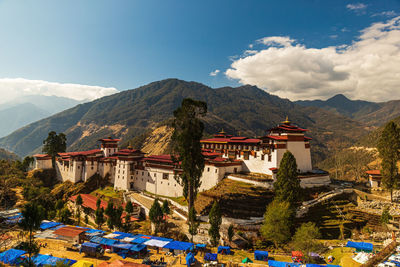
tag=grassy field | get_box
[91,186,123,202]
[144,191,188,206]
[324,247,360,266]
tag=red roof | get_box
[266,135,288,141]
[269,167,278,172]
[366,170,381,175]
[201,137,261,144]
[59,149,102,157]
[202,152,223,157]
[33,154,50,158]
[99,138,121,142]
[269,123,308,133]
[53,226,87,237]
[70,194,108,210]
[144,155,174,164]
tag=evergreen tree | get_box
[188,206,199,242]
[381,207,392,225]
[292,222,321,263]
[59,206,72,224]
[227,224,234,243]
[377,121,400,202]
[149,199,164,233]
[75,194,83,225]
[95,207,105,229]
[20,203,45,266]
[274,151,301,207]
[125,200,134,227]
[208,201,222,246]
[96,198,101,209]
[42,131,67,168]
[162,199,170,215]
[171,98,207,212]
[260,201,293,248]
[84,214,89,225]
[105,202,115,230]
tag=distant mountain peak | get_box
[328,94,350,101]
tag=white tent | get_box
[143,239,170,248]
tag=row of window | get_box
[202,143,260,151]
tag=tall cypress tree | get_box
[42,131,67,168]
[208,201,222,246]
[171,98,207,212]
[377,121,400,202]
[274,151,301,207]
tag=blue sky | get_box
[0,0,399,101]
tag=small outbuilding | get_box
[53,226,88,243]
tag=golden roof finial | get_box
[127,141,133,150]
[282,116,291,124]
[219,128,226,134]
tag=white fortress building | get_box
[34,119,330,197]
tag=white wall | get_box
[286,142,312,172]
[35,159,52,170]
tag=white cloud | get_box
[330,35,338,39]
[372,11,397,17]
[257,36,295,47]
[209,69,220,76]
[346,3,367,10]
[225,16,400,102]
[0,78,118,104]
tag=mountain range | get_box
[0,95,80,137]
[0,79,371,164]
[296,94,400,127]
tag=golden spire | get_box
[127,141,133,150]
[282,116,291,124]
[219,128,226,134]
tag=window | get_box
[207,167,210,172]
[154,173,157,177]
[163,173,169,180]
[268,155,272,162]
[136,171,138,174]
[244,151,249,160]
[148,173,150,176]
[215,169,218,173]
[142,172,144,175]
[261,155,265,160]
[91,166,93,170]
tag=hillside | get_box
[296,94,400,127]
[0,79,369,164]
[0,148,20,161]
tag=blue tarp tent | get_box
[268,260,301,267]
[112,243,133,250]
[40,221,62,230]
[163,241,194,251]
[217,246,231,254]
[90,236,119,246]
[131,237,150,244]
[42,256,76,266]
[86,229,105,234]
[186,252,195,267]
[32,254,52,266]
[204,253,218,261]
[254,250,268,261]
[326,265,342,267]
[346,241,373,252]
[0,249,26,264]
[306,264,325,267]
[130,244,146,252]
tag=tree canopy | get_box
[377,121,400,202]
[292,222,321,263]
[149,199,164,233]
[274,151,301,207]
[208,201,222,246]
[260,201,293,248]
[42,131,66,168]
[171,98,207,212]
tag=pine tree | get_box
[171,98,207,212]
[377,121,400,202]
[162,199,170,215]
[75,194,83,225]
[188,206,199,242]
[95,207,105,229]
[125,200,134,227]
[208,201,222,246]
[274,151,301,207]
[149,199,164,233]
[20,203,45,265]
[42,131,67,168]
[260,201,293,248]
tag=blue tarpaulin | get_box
[82,242,101,249]
[112,243,133,250]
[85,229,105,234]
[131,237,150,244]
[204,253,218,261]
[186,252,195,266]
[196,244,206,249]
[40,221,62,230]
[346,241,373,252]
[0,249,26,264]
[90,236,118,246]
[163,241,193,251]
[42,256,76,266]
[326,265,342,267]
[130,244,146,252]
[268,260,301,267]
[217,246,231,254]
[306,265,325,267]
[254,250,268,261]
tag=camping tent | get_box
[242,257,253,263]
[0,249,26,264]
[72,260,95,267]
[254,250,268,261]
[186,252,195,267]
[143,239,170,248]
[326,265,342,267]
[217,246,231,254]
[204,253,218,262]
[40,221,62,230]
[346,241,373,252]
